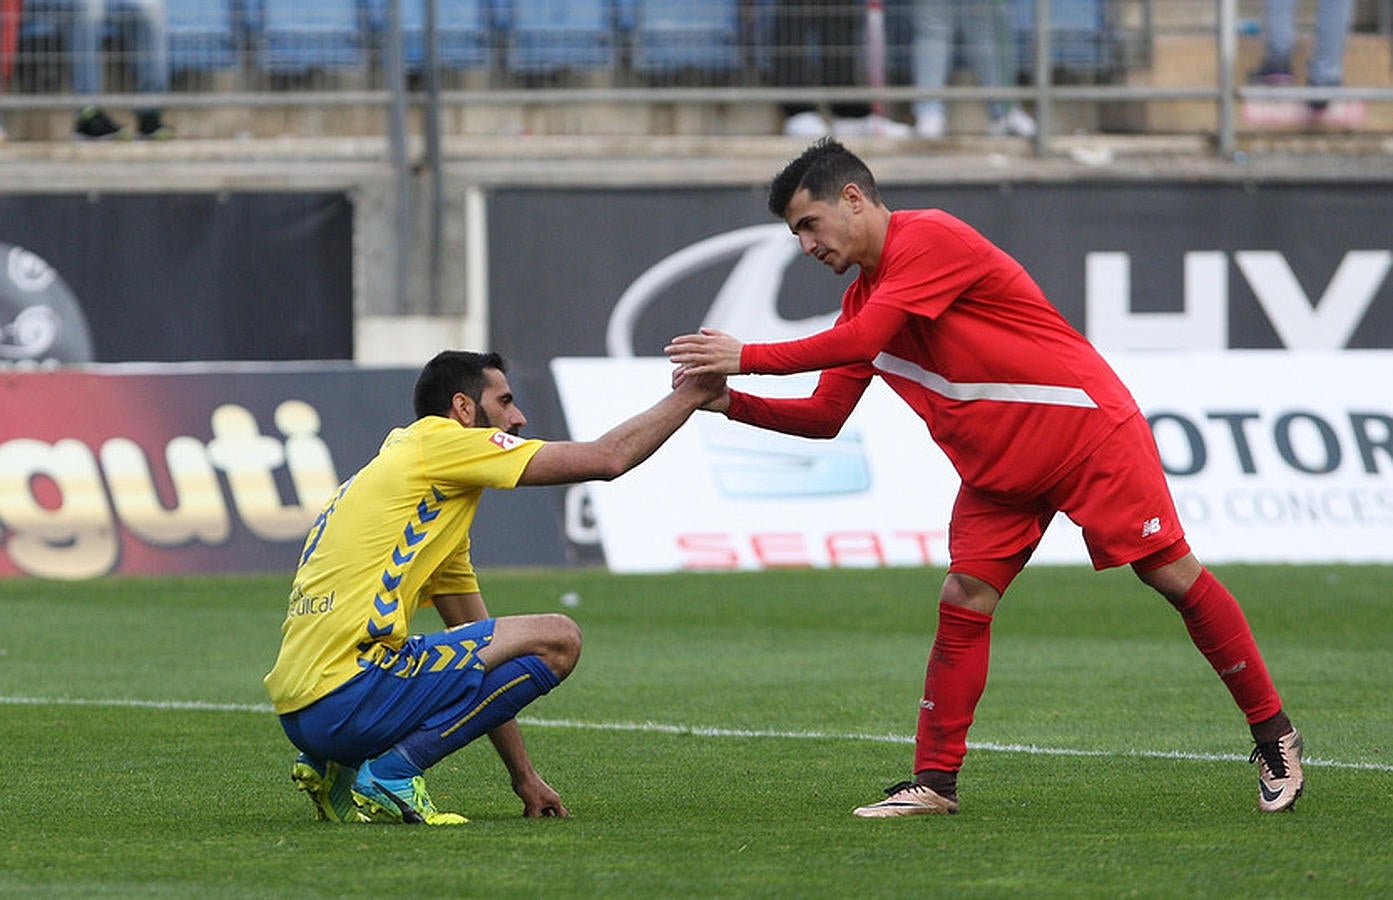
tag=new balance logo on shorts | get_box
[1141,517,1162,538]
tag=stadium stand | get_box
[377,0,493,73]
[503,0,615,75]
[624,0,742,77]
[1,1,1391,143]
[167,0,238,73]
[1012,0,1115,76]
[255,0,366,74]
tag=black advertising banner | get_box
[488,181,1393,438]
[0,193,353,363]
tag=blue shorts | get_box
[279,618,497,767]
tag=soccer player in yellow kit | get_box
[265,350,722,824]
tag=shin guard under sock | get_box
[914,602,993,774]
[1170,568,1283,725]
[393,654,561,771]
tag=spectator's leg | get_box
[958,0,1009,120]
[1260,0,1298,71]
[70,0,103,94]
[128,0,168,95]
[824,0,869,120]
[910,0,951,130]
[1307,0,1353,87]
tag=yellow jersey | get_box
[264,416,544,714]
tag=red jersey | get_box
[732,209,1139,498]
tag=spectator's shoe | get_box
[136,110,174,141]
[290,754,365,823]
[73,106,127,141]
[915,108,946,139]
[833,114,912,138]
[988,106,1037,138]
[1251,729,1304,812]
[1305,81,1341,113]
[783,110,830,138]
[852,780,960,818]
[1248,60,1295,85]
[352,760,467,825]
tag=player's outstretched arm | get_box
[664,327,744,375]
[672,363,730,413]
[670,305,912,377]
[517,372,725,486]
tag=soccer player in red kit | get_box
[665,138,1304,817]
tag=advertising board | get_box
[0,364,569,579]
[553,353,1393,572]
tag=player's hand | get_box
[516,775,570,818]
[673,366,730,412]
[664,327,743,375]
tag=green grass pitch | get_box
[2,564,1389,897]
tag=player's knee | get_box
[939,572,1001,614]
[1134,552,1202,605]
[540,613,582,679]
[939,575,971,607]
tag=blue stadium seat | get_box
[395,0,491,71]
[166,0,238,72]
[502,0,613,74]
[255,0,365,73]
[626,0,740,74]
[1012,0,1113,75]
[18,1,154,48]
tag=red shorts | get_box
[948,412,1188,594]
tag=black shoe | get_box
[136,109,174,141]
[73,106,127,141]
[1248,59,1294,86]
[1306,82,1340,114]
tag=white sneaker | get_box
[783,111,830,138]
[915,108,946,138]
[832,114,912,138]
[988,106,1037,138]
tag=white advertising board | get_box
[552,352,1393,572]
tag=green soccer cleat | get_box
[290,754,365,823]
[352,761,467,826]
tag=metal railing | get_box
[1,0,1391,157]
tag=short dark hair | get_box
[413,350,507,418]
[767,138,882,218]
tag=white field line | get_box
[3,695,1389,773]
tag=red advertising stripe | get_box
[0,365,416,579]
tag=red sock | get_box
[1171,568,1283,725]
[914,602,993,774]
